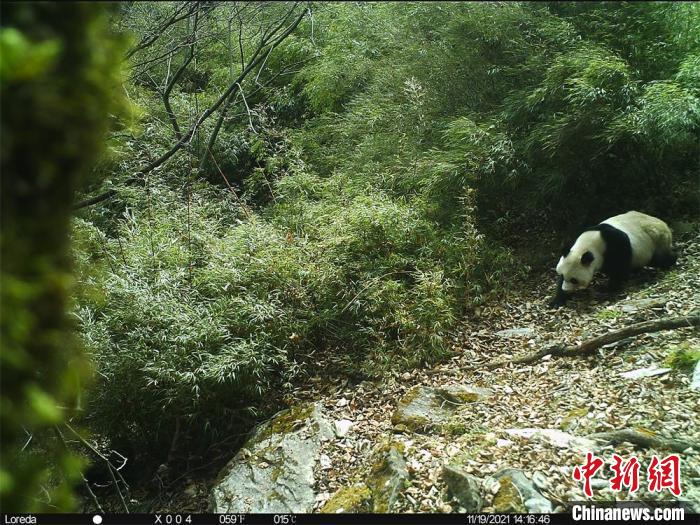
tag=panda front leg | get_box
[606,270,629,294]
[549,275,571,308]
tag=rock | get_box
[682,485,700,513]
[496,327,536,338]
[590,478,609,490]
[691,360,700,391]
[334,419,353,438]
[320,484,372,513]
[392,385,493,432]
[619,298,666,313]
[505,428,600,452]
[366,441,410,512]
[492,469,552,513]
[531,471,549,491]
[210,402,333,513]
[442,463,484,512]
[620,365,672,379]
[320,453,332,470]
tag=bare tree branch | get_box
[125,2,196,60]
[76,4,308,210]
[162,3,200,139]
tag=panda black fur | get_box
[550,211,677,308]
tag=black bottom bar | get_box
[3,512,697,525]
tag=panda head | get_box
[556,238,598,292]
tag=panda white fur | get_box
[550,211,677,307]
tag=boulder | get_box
[210,402,332,513]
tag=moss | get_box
[370,440,406,474]
[435,388,482,404]
[320,484,372,513]
[596,309,622,320]
[392,413,431,431]
[664,342,700,371]
[392,423,410,434]
[559,407,589,431]
[443,420,469,437]
[395,386,422,409]
[253,404,315,443]
[492,476,526,513]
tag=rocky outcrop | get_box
[392,385,493,432]
[210,402,333,513]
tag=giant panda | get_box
[550,211,677,308]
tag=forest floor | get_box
[304,230,700,512]
[146,231,699,513]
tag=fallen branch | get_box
[588,429,697,454]
[487,309,700,369]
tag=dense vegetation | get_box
[3,1,698,508]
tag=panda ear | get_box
[559,241,571,257]
[581,251,594,266]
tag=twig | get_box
[63,422,131,512]
[54,426,104,513]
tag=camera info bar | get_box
[2,510,695,525]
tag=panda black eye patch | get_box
[570,278,579,285]
[581,251,594,266]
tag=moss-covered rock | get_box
[365,440,410,512]
[492,469,552,513]
[321,484,372,513]
[392,385,493,432]
[492,476,527,513]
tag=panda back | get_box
[601,211,670,269]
